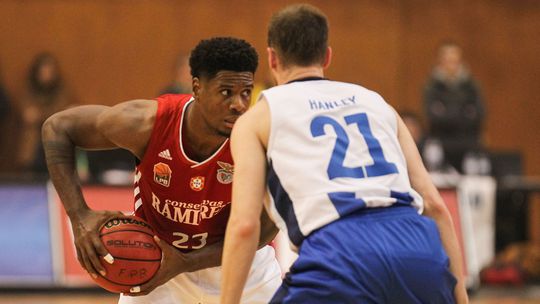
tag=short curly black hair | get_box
[189,37,258,79]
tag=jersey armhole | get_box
[138,95,188,167]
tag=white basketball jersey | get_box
[261,79,423,252]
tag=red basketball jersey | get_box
[134,94,234,252]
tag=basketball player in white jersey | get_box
[222,4,468,303]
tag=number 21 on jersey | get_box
[310,112,397,179]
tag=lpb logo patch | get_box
[153,162,172,187]
[190,176,205,191]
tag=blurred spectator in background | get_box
[0,73,10,128]
[160,53,191,95]
[400,110,457,176]
[424,42,486,173]
[17,52,75,174]
[83,149,135,185]
[0,69,11,167]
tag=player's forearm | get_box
[259,209,278,248]
[179,240,225,272]
[423,194,468,304]
[396,110,467,299]
[185,237,274,274]
[42,116,90,221]
[221,218,260,304]
[178,212,274,273]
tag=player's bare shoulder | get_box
[96,99,158,158]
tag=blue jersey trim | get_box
[267,161,304,247]
[327,192,367,217]
[390,190,414,205]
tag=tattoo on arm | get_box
[43,140,75,166]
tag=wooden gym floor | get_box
[0,285,539,304]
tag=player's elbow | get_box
[228,217,260,240]
[41,115,54,140]
[422,193,451,223]
[42,112,69,142]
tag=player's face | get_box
[195,71,254,137]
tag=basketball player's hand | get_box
[71,209,127,280]
[455,281,469,304]
[126,236,188,296]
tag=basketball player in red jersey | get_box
[42,37,282,303]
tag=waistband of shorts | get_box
[345,204,419,221]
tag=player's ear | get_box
[322,46,332,69]
[267,47,278,70]
[192,77,201,99]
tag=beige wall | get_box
[0,0,539,174]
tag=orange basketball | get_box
[93,216,162,293]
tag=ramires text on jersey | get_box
[151,192,230,225]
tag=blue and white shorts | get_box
[271,206,457,304]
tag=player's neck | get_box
[276,66,324,85]
[183,102,227,161]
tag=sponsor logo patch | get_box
[150,193,231,225]
[216,161,234,184]
[154,162,172,187]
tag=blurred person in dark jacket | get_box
[0,78,10,125]
[0,61,10,125]
[0,70,11,161]
[17,52,75,174]
[423,42,485,173]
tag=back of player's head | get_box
[189,37,258,80]
[267,4,328,67]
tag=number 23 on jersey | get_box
[172,232,208,250]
